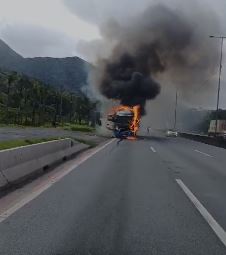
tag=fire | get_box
[108,105,141,136]
[130,105,141,136]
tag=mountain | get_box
[0,39,90,92]
[0,39,24,67]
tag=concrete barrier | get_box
[179,132,226,149]
[0,171,8,189]
[0,139,89,189]
[0,139,72,171]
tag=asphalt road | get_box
[0,127,107,145]
[0,134,226,254]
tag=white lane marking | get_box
[0,139,116,223]
[176,179,226,248]
[150,146,156,153]
[194,149,213,158]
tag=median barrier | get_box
[179,132,226,149]
[0,171,8,189]
[0,139,89,189]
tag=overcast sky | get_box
[0,0,100,57]
[0,0,225,108]
[0,0,225,59]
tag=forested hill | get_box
[0,70,97,126]
[0,39,91,92]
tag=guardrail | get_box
[179,132,226,149]
[0,138,89,190]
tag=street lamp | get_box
[209,35,226,135]
[174,90,178,131]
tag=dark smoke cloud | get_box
[64,0,226,112]
[93,4,222,114]
[99,50,161,114]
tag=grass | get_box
[0,123,53,129]
[0,136,98,151]
[0,123,27,128]
[0,123,95,133]
[63,123,95,133]
[0,137,64,151]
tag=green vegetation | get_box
[0,137,64,151]
[0,70,100,129]
[0,38,90,92]
[0,137,98,151]
[63,123,95,132]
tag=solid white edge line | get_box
[0,139,116,223]
[195,149,212,158]
[150,146,156,153]
[176,179,226,248]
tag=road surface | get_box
[0,127,106,145]
[0,134,226,254]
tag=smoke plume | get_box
[93,3,222,114]
[99,50,161,115]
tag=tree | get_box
[0,70,100,127]
[5,72,18,123]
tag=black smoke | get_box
[99,49,161,114]
[96,4,220,115]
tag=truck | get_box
[208,120,226,139]
[106,110,134,138]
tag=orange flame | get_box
[130,105,141,136]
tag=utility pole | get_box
[209,35,226,135]
[174,90,178,131]
[59,86,64,124]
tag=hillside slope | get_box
[0,39,90,91]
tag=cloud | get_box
[0,23,78,57]
[64,0,226,61]
[0,0,100,57]
[63,0,226,26]
[64,0,226,109]
[63,0,152,25]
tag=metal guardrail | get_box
[179,132,226,149]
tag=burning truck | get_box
[95,5,219,141]
[106,105,141,138]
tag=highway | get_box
[0,134,226,254]
[0,127,106,144]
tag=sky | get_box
[0,0,100,57]
[0,0,225,59]
[0,0,225,108]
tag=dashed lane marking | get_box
[150,146,156,153]
[176,179,226,248]
[194,149,213,158]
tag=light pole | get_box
[209,35,226,135]
[174,90,178,131]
